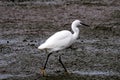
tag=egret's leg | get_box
[58,55,69,74]
[44,52,52,69]
[41,52,53,76]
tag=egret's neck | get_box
[71,23,79,40]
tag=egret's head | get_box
[73,20,89,27]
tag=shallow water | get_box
[73,71,120,76]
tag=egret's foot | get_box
[64,71,70,75]
[40,68,46,76]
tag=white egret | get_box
[38,20,89,76]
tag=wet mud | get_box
[0,0,120,80]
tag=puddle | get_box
[0,60,8,67]
[72,71,120,76]
[0,74,13,79]
[0,73,35,80]
[76,39,100,43]
[0,39,18,44]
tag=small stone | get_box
[7,41,9,43]
[30,44,35,46]
[76,48,82,52]
[23,39,27,42]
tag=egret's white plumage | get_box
[38,20,82,52]
[38,20,89,76]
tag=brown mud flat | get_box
[0,0,120,80]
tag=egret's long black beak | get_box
[81,22,90,27]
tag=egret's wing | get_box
[43,30,72,48]
[46,30,72,42]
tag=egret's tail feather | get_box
[38,44,46,50]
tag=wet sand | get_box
[0,0,120,80]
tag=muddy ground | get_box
[0,0,120,80]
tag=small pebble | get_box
[23,39,27,42]
[7,41,9,43]
[30,40,34,42]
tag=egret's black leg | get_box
[43,52,52,69]
[41,52,53,76]
[58,55,68,73]
[10,0,14,2]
